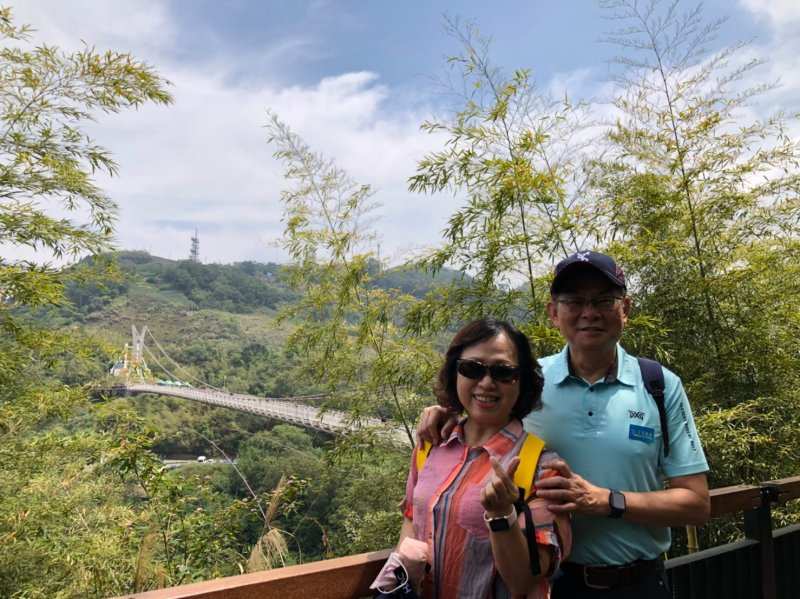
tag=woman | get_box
[398,318,570,599]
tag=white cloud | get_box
[83,65,451,265]
[8,2,794,270]
[10,1,175,57]
[739,0,800,27]
[7,2,454,266]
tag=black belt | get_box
[561,558,663,590]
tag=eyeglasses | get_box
[556,295,623,313]
[456,359,520,383]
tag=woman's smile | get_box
[472,393,502,408]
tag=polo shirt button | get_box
[589,388,594,392]
[588,411,593,416]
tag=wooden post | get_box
[685,525,699,554]
[743,485,780,599]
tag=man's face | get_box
[547,270,631,356]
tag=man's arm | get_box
[416,405,459,445]
[535,459,710,526]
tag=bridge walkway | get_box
[125,383,410,445]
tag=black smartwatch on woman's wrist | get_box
[483,505,517,532]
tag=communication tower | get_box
[189,228,200,263]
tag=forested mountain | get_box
[6,248,457,595]
[30,250,465,460]
[60,250,466,320]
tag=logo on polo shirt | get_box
[628,410,645,421]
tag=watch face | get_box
[610,491,626,512]
[489,518,511,532]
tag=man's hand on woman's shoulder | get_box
[416,405,459,445]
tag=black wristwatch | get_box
[608,489,626,519]
[483,505,517,532]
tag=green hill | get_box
[32,251,464,456]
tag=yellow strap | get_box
[513,433,545,500]
[416,433,544,500]
[416,440,432,472]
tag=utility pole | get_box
[189,228,200,263]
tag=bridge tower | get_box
[109,325,153,382]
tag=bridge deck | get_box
[123,383,410,445]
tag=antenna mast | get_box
[189,228,200,263]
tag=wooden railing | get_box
[115,475,800,599]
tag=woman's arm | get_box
[488,521,552,593]
[398,516,415,546]
[482,457,551,594]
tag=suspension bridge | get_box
[102,325,410,445]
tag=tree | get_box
[399,3,800,550]
[406,18,598,348]
[0,4,171,403]
[591,0,800,489]
[0,7,176,596]
[266,112,439,446]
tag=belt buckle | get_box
[583,567,613,590]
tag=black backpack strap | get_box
[637,357,669,458]
[514,488,541,577]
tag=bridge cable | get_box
[142,346,341,435]
[142,345,201,388]
[145,329,227,392]
[146,329,328,402]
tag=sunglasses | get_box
[456,359,520,383]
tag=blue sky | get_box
[163,1,765,90]
[8,1,799,264]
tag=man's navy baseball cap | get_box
[550,250,627,294]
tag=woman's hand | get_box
[480,457,520,517]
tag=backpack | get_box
[415,432,545,576]
[637,357,670,458]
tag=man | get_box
[417,251,710,597]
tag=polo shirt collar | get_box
[443,417,525,459]
[552,344,636,387]
[614,344,637,386]
[548,345,572,385]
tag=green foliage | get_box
[0,7,196,597]
[592,0,800,488]
[0,5,171,329]
[2,3,799,595]
[266,112,440,447]
[406,18,596,341]
[323,445,408,555]
[156,260,293,313]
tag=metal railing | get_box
[114,475,800,599]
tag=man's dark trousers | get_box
[551,565,671,598]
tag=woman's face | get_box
[456,332,521,429]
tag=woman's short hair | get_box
[434,318,544,420]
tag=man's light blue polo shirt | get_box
[524,345,709,565]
